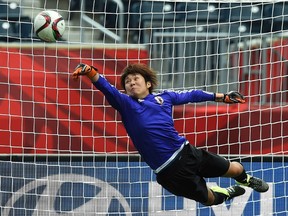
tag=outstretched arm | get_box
[72,63,128,111]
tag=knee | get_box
[202,201,214,206]
[202,188,215,206]
[225,161,244,177]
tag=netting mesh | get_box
[0,0,286,215]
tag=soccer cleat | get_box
[211,185,246,200]
[236,174,269,193]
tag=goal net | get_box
[0,0,287,215]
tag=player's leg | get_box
[156,144,245,206]
[224,161,269,193]
[183,145,246,206]
[204,185,245,206]
[198,149,268,195]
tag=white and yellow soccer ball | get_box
[34,10,65,42]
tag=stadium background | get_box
[0,0,287,215]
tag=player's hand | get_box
[72,63,98,80]
[223,91,245,104]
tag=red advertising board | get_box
[0,46,288,155]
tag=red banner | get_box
[0,47,287,155]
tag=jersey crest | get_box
[155,96,164,105]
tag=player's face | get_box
[124,73,151,99]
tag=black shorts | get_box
[156,143,230,203]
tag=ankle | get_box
[234,170,248,183]
[211,190,227,205]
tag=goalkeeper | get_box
[72,63,269,206]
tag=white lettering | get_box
[148,182,273,215]
[260,183,273,213]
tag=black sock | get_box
[211,191,228,205]
[234,169,248,183]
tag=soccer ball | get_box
[34,10,65,42]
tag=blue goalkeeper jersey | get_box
[93,75,215,172]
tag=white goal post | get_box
[0,0,287,215]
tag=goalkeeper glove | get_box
[223,91,245,104]
[72,63,98,80]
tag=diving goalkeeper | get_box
[72,63,269,206]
